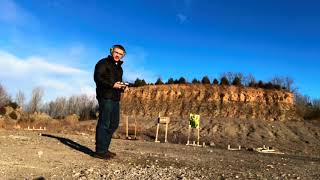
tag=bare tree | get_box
[271,76,294,91]
[243,73,256,86]
[313,99,320,108]
[270,76,283,87]
[28,87,44,113]
[0,83,10,107]
[43,97,67,118]
[15,90,25,108]
[41,94,98,120]
[284,76,294,91]
[295,93,311,118]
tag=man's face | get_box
[112,47,125,61]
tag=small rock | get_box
[73,172,80,177]
[37,151,43,158]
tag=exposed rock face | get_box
[121,84,297,121]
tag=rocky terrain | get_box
[0,129,319,179]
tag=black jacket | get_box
[94,55,123,101]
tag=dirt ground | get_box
[0,129,319,180]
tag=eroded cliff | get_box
[121,84,297,121]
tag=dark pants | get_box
[95,98,120,153]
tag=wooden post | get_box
[197,126,200,146]
[187,125,191,145]
[165,122,168,143]
[134,118,137,139]
[155,114,170,143]
[155,123,160,143]
[126,115,129,138]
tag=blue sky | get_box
[0,0,319,101]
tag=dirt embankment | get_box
[121,84,297,121]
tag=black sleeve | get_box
[94,61,114,89]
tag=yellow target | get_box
[189,113,200,128]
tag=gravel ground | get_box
[0,129,319,179]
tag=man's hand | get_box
[113,82,124,89]
[113,81,128,90]
[123,85,129,92]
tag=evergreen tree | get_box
[166,78,174,84]
[220,76,230,85]
[155,78,164,85]
[232,76,242,86]
[141,79,147,86]
[178,77,187,84]
[134,78,147,87]
[213,78,219,85]
[257,80,264,88]
[264,82,274,89]
[192,78,200,84]
[201,76,211,84]
[248,80,256,87]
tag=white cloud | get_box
[0,46,157,102]
[0,50,95,102]
[0,50,85,78]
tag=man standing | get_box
[93,44,127,160]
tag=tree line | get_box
[0,83,97,120]
[1,70,319,121]
[132,72,294,92]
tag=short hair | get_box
[112,44,126,54]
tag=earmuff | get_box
[110,47,114,55]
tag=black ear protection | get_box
[110,47,114,55]
[110,45,126,56]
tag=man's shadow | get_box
[41,134,94,157]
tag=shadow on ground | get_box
[41,134,94,157]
